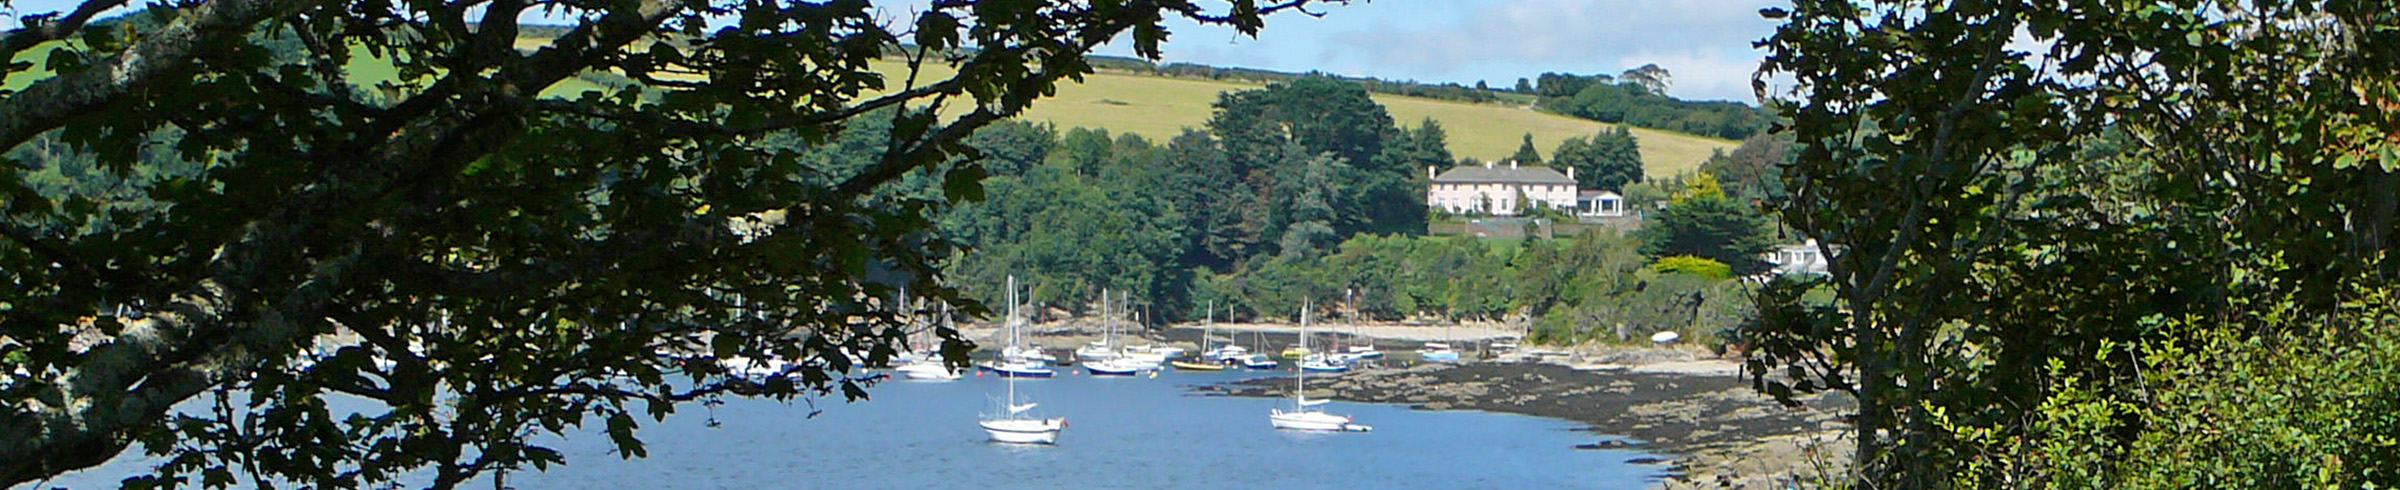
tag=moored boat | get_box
[984,359,1056,378]
[897,361,961,380]
[1239,354,1280,370]
[982,332,1066,445]
[1170,359,1228,371]
[1084,358,1148,376]
[986,276,1055,378]
[1298,356,1350,373]
[1418,342,1460,363]
[1269,301,1369,432]
[1279,345,1312,359]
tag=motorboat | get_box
[1298,356,1350,373]
[723,356,789,380]
[1205,344,1250,362]
[1344,345,1384,359]
[1280,345,1312,359]
[896,361,961,381]
[1418,342,1460,363]
[1170,359,1229,371]
[1238,354,1279,370]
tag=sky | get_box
[5,0,1787,103]
[1092,0,1789,103]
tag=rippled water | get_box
[30,370,1665,489]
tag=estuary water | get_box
[30,370,1665,489]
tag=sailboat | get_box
[897,317,962,379]
[1075,289,1124,362]
[1085,290,1158,376]
[1173,303,1230,371]
[1269,300,1369,432]
[1238,329,1279,369]
[897,297,962,381]
[982,276,1056,378]
[980,364,1066,444]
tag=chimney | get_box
[1484,160,1494,169]
[1428,165,1436,180]
[1568,167,1576,183]
[1510,160,1518,169]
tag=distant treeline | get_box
[1529,72,1772,140]
[1077,54,1511,104]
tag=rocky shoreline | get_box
[1194,360,1853,489]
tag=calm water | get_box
[32,370,1664,489]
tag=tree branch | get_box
[0,0,129,62]
[0,0,307,148]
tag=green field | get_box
[3,43,67,92]
[961,62,1735,178]
[787,58,1733,178]
[10,38,1735,178]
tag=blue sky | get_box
[1095,0,1788,103]
[6,0,1785,102]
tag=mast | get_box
[1007,275,1019,350]
[1297,299,1310,408]
[1205,301,1214,351]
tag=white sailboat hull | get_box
[980,418,1066,444]
[1270,409,1365,432]
[1084,358,1153,376]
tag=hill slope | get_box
[866,59,1733,179]
[8,42,1734,179]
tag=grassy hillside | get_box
[859,59,1731,179]
[966,62,1734,178]
[2,43,66,92]
[8,39,1734,179]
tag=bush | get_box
[1934,287,2400,489]
[1647,255,1731,280]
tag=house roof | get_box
[1431,165,1575,185]
[1577,190,1623,199]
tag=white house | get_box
[1576,190,1625,217]
[1766,239,1831,276]
[1426,161,1578,217]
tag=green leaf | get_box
[914,12,959,50]
[942,164,987,203]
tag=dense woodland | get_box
[699,72,1781,335]
[1746,1,2399,487]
